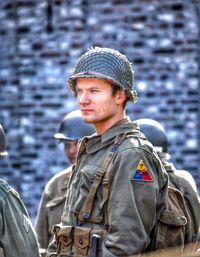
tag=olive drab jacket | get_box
[35,167,72,255]
[47,118,169,257]
[163,161,200,246]
[0,179,40,257]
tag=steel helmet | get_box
[54,110,95,141]
[135,118,168,153]
[68,47,137,102]
[0,124,8,156]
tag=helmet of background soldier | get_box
[68,47,137,102]
[135,118,168,154]
[54,110,95,142]
[0,124,8,157]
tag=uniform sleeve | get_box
[35,188,50,251]
[102,147,168,257]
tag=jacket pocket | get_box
[155,187,189,251]
[74,165,104,222]
[155,210,187,249]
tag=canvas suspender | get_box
[78,133,126,224]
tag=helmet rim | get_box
[68,71,137,102]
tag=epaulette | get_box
[125,130,147,140]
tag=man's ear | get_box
[116,89,126,104]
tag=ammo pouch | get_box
[55,225,73,256]
[153,187,190,255]
[53,225,105,257]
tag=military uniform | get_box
[0,178,40,257]
[35,167,72,255]
[163,161,200,245]
[47,119,169,257]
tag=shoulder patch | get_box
[132,160,153,181]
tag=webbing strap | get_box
[78,133,126,223]
[102,179,109,226]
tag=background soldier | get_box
[0,123,40,257]
[35,110,95,256]
[47,47,169,257]
[136,118,200,250]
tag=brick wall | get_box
[0,0,199,221]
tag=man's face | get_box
[76,77,126,134]
[64,140,78,164]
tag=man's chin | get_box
[69,158,76,164]
[82,116,93,123]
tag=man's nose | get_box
[69,146,76,154]
[78,91,90,104]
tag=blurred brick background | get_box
[0,0,199,222]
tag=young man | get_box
[0,124,40,257]
[136,118,200,250]
[47,47,169,257]
[35,110,95,256]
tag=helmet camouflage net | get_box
[68,47,137,102]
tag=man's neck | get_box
[94,113,126,135]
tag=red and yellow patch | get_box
[132,160,153,181]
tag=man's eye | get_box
[91,89,99,93]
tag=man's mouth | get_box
[81,109,93,114]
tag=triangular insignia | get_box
[132,160,153,181]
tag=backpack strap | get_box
[78,133,126,224]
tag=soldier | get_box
[46,47,170,257]
[0,123,40,257]
[35,110,95,256]
[136,118,200,251]
[53,109,95,165]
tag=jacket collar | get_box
[81,118,139,154]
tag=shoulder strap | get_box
[102,130,147,226]
[78,133,126,224]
